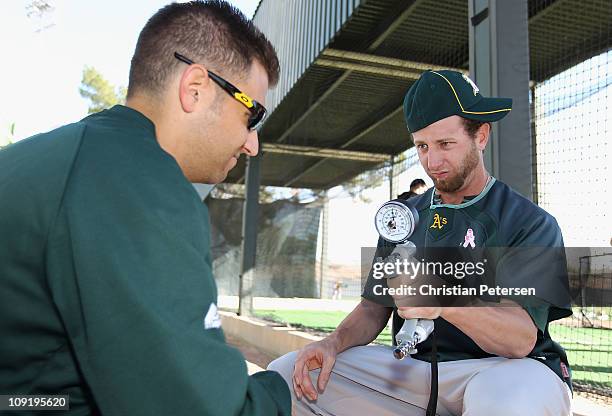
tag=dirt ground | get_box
[226,333,277,371]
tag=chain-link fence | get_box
[207,196,322,298]
[529,0,612,400]
[553,252,612,400]
[530,0,611,401]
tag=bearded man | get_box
[268,70,573,416]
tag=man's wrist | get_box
[439,306,458,322]
[325,331,344,354]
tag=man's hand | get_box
[384,243,417,271]
[292,338,338,401]
[397,306,442,320]
[287,299,392,401]
[385,245,444,309]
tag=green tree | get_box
[79,66,127,114]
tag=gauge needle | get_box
[389,210,397,229]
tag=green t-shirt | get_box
[363,179,573,390]
[0,106,290,415]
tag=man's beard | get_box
[431,142,480,193]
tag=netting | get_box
[317,147,430,300]
[556,252,612,399]
[207,197,322,298]
[530,0,612,400]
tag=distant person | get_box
[0,1,290,415]
[332,280,344,300]
[398,178,429,199]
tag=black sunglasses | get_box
[174,52,267,131]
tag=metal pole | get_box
[389,155,396,200]
[469,0,532,199]
[319,193,329,299]
[238,154,261,316]
[530,84,539,204]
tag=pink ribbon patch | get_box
[462,228,476,249]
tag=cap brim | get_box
[461,97,512,122]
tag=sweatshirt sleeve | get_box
[45,161,290,415]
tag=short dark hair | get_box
[409,178,426,190]
[462,118,490,139]
[127,0,280,99]
[397,191,414,200]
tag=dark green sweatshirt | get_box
[0,105,290,415]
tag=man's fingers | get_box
[305,357,322,371]
[317,356,335,392]
[292,359,305,400]
[292,346,335,401]
[301,359,318,400]
[397,307,412,319]
[397,306,410,319]
[292,371,303,400]
[397,306,441,320]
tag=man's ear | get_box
[177,64,212,113]
[476,122,491,150]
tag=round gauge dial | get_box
[374,200,418,243]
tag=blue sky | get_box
[0,0,259,141]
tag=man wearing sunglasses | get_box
[0,1,290,415]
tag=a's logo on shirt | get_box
[462,74,480,96]
[204,303,222,330]
[462,228,476,249]
[430,213,448,230]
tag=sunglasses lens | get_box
[248,105,267,131]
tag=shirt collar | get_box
[104,105,157,136]
[430,176,496,209]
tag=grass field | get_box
[255,309,393,345]
[254,309,611,390]
[549,324,612,390]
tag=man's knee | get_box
[463,394,532,416]
[267,351,298,383]
[462,362,571,416]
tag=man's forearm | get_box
[441,300,537,358]
[327,298,392,354]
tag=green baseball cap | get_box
[403,70,512,133]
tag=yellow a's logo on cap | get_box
[462,74,480,96]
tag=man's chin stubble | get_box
[433,177,464,193]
